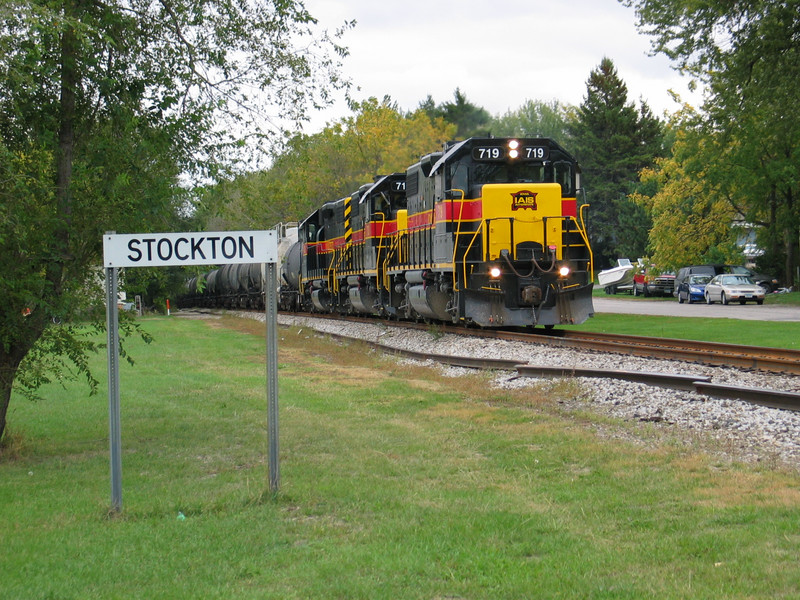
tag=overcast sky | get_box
[301,0,701,132]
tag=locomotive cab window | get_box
[448,163,468,198]
[553,161,574,196]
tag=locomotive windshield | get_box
[440,138,577,198]
[450,159,575,197]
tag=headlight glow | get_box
[559,266,571,278]
[489,267,502,279]
[508,139,519,150]
[508,149,519,159]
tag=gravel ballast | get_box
[243,312,800,472]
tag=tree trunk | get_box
[49,2,78,294]
[1,4,79,443]
[0,368,13,444]
[785,227,797,289]
[0,351,30,443]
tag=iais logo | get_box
[511,190,538,211]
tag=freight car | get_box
[182,136,595,328]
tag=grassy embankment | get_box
[578,289,800,349]
[2,314,799,599]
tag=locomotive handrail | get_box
[327,250,340,295]
[381,226,407,290]
[371,211,388,293]
[450,189,468,292]
[459,221,486,291]
[578,202,593,278]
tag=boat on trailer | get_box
[598,258,634,294]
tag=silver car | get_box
[704,274,765,305]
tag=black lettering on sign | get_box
[127,239,142,262]
[117,233,262,265]
[222,236,237,259]
[175,238,189,260]
[239,235,254,259]
[191,237,206,260]
[157,238,172,261]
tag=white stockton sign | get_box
[103,230,277,267]
[102,229,280,512]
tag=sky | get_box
[301,0,701,132]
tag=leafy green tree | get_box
[568,57,665,268]
[489,99,569,141]
[420,89,491,139]
[0,0,348,443]
[623,0,800,285]
[205,98,456,229]
[630,114,742,270]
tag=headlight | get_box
[559,266,570,278]
[508,140,519,159]
[489,266,502,279]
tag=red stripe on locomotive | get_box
[561,199,577,218]
[434,199,483,222]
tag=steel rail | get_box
[287,320,800,413]
[443,326,800,375]
[276,311,800,374]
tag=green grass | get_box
[583,288,800,348]
[567,313,800,349]
[2,315,800,599]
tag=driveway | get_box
[592,296,800,322]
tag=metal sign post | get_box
[105,261,123,512]
[265,263,279,493]
[103,230,278,512]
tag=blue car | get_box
[677,274,711,304]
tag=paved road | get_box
[592,296,800,322]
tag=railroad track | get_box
[271,311,800,412]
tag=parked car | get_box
[633,268,675,297]
[676,274,711,304]
[724,266,778,293]
[674,264,778,296]
[703,274,765,305]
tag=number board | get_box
[471,145,550,162]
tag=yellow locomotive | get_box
[286,137,594,327]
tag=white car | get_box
[704,274,765,305]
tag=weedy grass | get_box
[2,314,799,599]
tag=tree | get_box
[0,0,349,444]
[419,89,491,139]
[623,0,800,285]
[630,113,742,270]
[204,98,456,230]
[489,99,570,142]
[568,57,665,268]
